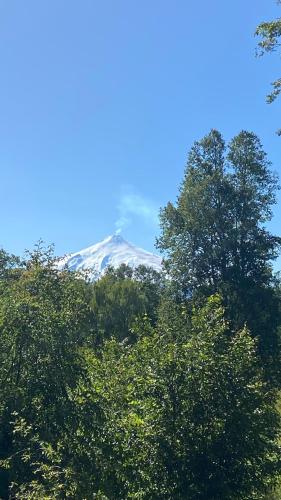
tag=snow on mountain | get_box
[58,234,162,279]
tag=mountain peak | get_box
[58,234,162,279]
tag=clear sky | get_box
[1,0,281,261]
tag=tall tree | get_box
[0,244,94,497]
[157,130,281,372]
[157,130,231,297]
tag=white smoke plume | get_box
[115,192,159,234]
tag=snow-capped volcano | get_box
[58,234,162,278]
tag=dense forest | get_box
[0,129,280,499]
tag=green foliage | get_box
[256,1,281,133]
[0,128,280,498]
[0,244,94,498]
[157,130,281,374]
[256,2,281,103]
[158,130,279,293]
[16,297,280,499]
[90,264,163,344]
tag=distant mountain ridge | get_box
[58,234,162,279]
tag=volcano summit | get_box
[58,234,162,278]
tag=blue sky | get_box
[1,0,281,261]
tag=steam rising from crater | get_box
[115,192,159,233]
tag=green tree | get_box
[157,130,281,373]
[90,264,163,345]
[0,244,94,498]
[157,130,231,297]
[29,296,279,499]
